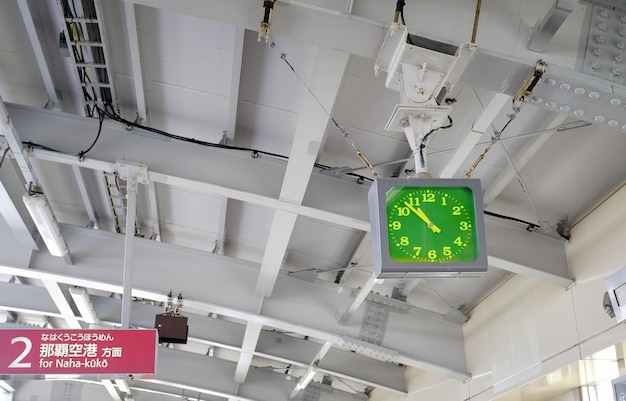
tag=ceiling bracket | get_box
[359,300,390,346]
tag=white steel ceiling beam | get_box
[339,232,371,285]
[101,380,123,401]
[123,2,148,123]
[483,113,569,205]
[234,322,262,383]
[439,92,511,178]
[1,98,38,186]
[16,0,61,111]
[226,27,245,144]
[146,180,161,241]
[485,216,572,288]
[5,103,570,287]
[0,224,470,379]
[154,347,364,401]
[41,280,82,329]
[255,47,350,297]
[339,272,382,324]
[527,0,576,52]
[123,0,384,59]
[212,27,246,255]
[71,165,100,229]
[0,290,407,393]
[0,149,37,249]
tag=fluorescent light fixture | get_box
[22,193,68,257]
[69,286,98,324]
[0,380,14,393]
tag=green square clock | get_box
[368,177,488,278]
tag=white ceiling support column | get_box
[72,165,100,229]
[16,0,61,111]
[483,113,569,205]
[439,92,511,178]
[527,0,576,52]
[339,273,382,324]
[255,48,350,297]
[42,280,82,329]
[118,162,143,329]
[234,322,263,383]
[123,2,148,123]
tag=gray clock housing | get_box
[368,177,488,278]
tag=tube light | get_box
[22,193,68,257]
[69,286,98,324]
[0,380,15,393]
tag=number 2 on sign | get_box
[8,337,32,368]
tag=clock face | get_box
[385,185,479,263]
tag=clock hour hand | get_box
[404,202,442,233]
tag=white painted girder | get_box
[234,322,263,383]
[123,0,384,59]
[123,2,148,123]
[439,92,511,178]
[483,113,569,205]
[5,103,570,288]
[0,224,468,379]
[16,0,61,111]
[0,152,37,250]
[0,285,405,393]
[87,296,406,392]
[41,280,82,329]
[154,347,365,401]
[256,47,350,297]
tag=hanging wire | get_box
[497,139,546,230]
[0,147,10,169]
[267,39,379,176]
[465,108,518,178]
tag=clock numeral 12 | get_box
[422,193,435,203]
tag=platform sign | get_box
[0,329,157,376]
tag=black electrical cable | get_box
[484,210,540,230]
[0,147,10,169]
[418,116,453,168]
[75,108,105,158]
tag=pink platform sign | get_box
[0,329,157,376]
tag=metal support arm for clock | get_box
[369,23,488,278]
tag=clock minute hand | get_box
[404,202,442,233]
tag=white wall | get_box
[371,184,626,401]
